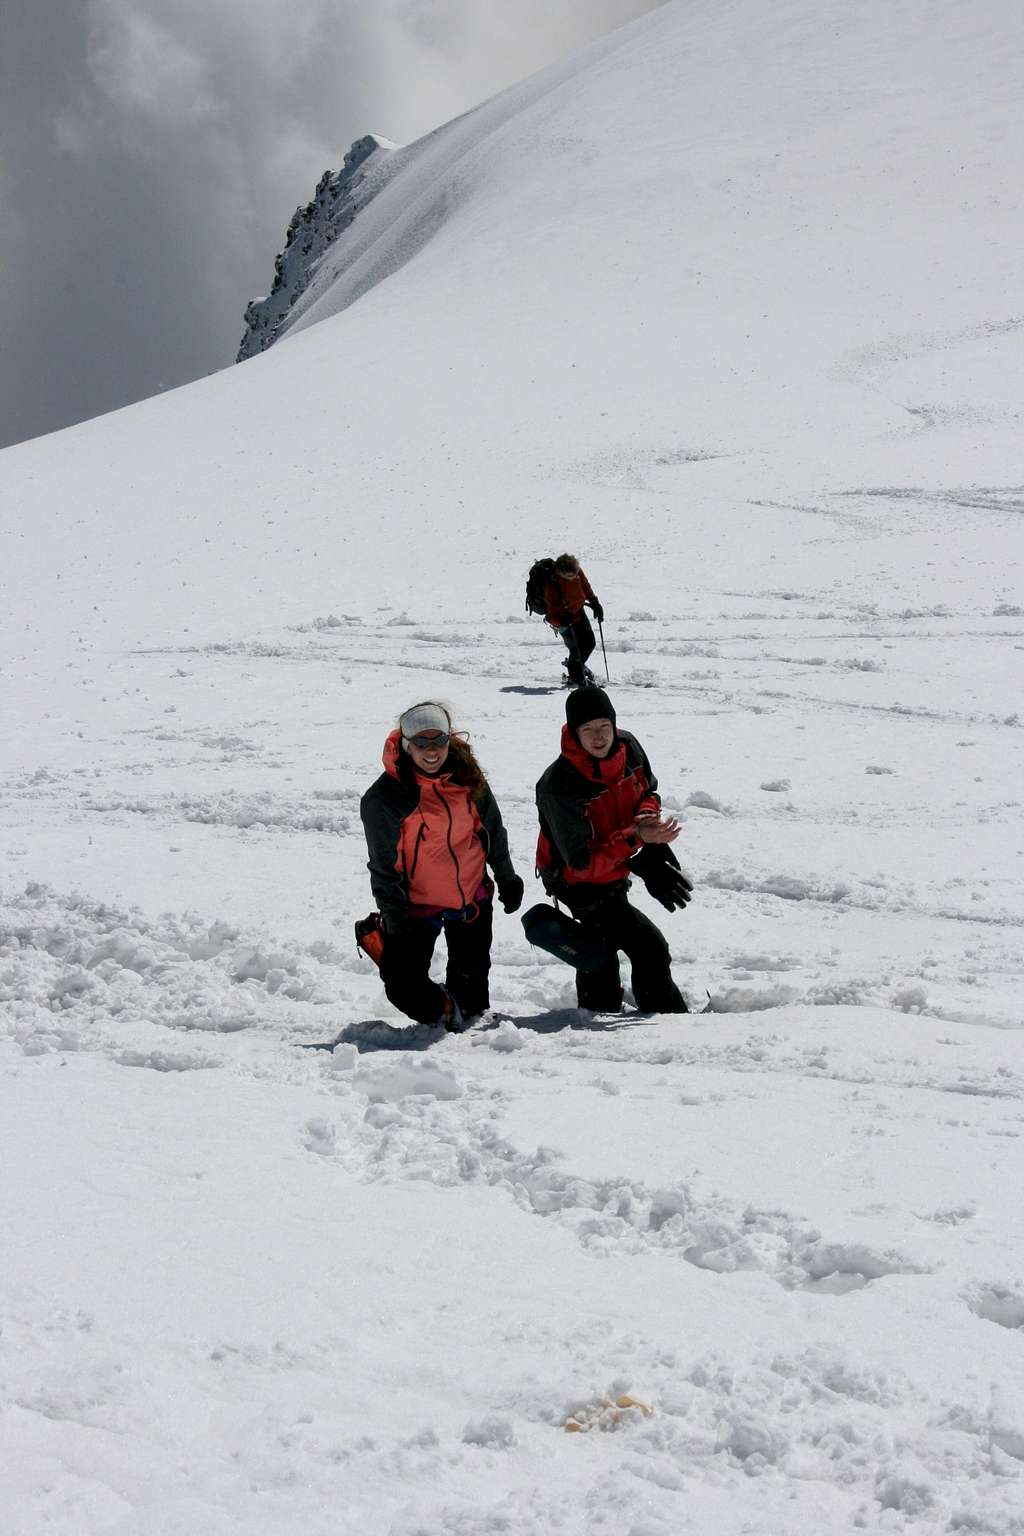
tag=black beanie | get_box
[565,685,616,736]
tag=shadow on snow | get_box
[498,684,562,696]
[298,1007,632,1054]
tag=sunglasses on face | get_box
[405,731,451,750]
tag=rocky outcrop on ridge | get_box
[237,134,397,362]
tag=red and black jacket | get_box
[360,731,517,921]
[535,727,660,890]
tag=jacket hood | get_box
[382,728,404,779]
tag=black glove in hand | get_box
[590,600,604,623]
[383,911,414,937]
[646,865,693,912]
[631,843,693,912]
[498,876,525,914]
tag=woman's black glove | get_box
[590,599,604,623]
[383,911,414,937]
[498,876,525,914]
[630,843,693,912]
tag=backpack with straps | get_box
[525,557,557,616]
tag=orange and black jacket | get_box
[360,730,517,921]
[543,567,597,627]
[535,727,661,889]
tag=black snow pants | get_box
[561,885,687,1014]
[559,611,596,684]
[379,902,493,1024]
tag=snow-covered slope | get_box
[2,0,1021,663]
[2,2,1024,1532]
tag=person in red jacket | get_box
[535,686,692,1014]
[543,553,604,687]
[360,701,524,1029]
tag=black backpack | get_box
[525,557,557,616]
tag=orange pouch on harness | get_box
[354,913,385,968]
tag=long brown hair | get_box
[446,733,488,801]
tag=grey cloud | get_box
[0,0,662,449]
[86,6,220,125]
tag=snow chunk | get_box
[116,1048,218,1073]
[708,985,799,1012]
[621,666,659,687]
[364,1102,404,1129]
[705,869,851,903]
[717,1410,787,1465]
[303,1118,336,1155]
[462,1414,516,1449]
[354,1056,462,1102]
[892,984,929,1013]
[329,1042,359,1072]
[876,1460,936,1517]
[488,1020,526,1053]
[798,1239,929,1283]
[685,790,729,814]
[728,952,799,973]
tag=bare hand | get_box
[635,814,680,845]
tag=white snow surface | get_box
[2,1,1024,1531]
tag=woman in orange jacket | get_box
[360,702,524,1029]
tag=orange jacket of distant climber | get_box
[543,567,596,627]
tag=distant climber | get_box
[525,553,604,687]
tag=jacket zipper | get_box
[436,782,469,908]
[407,819,426,882]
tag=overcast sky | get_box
[0,0,661,450]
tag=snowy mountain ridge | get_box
[237,132,400,361]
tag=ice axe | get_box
[597,617,610,682]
